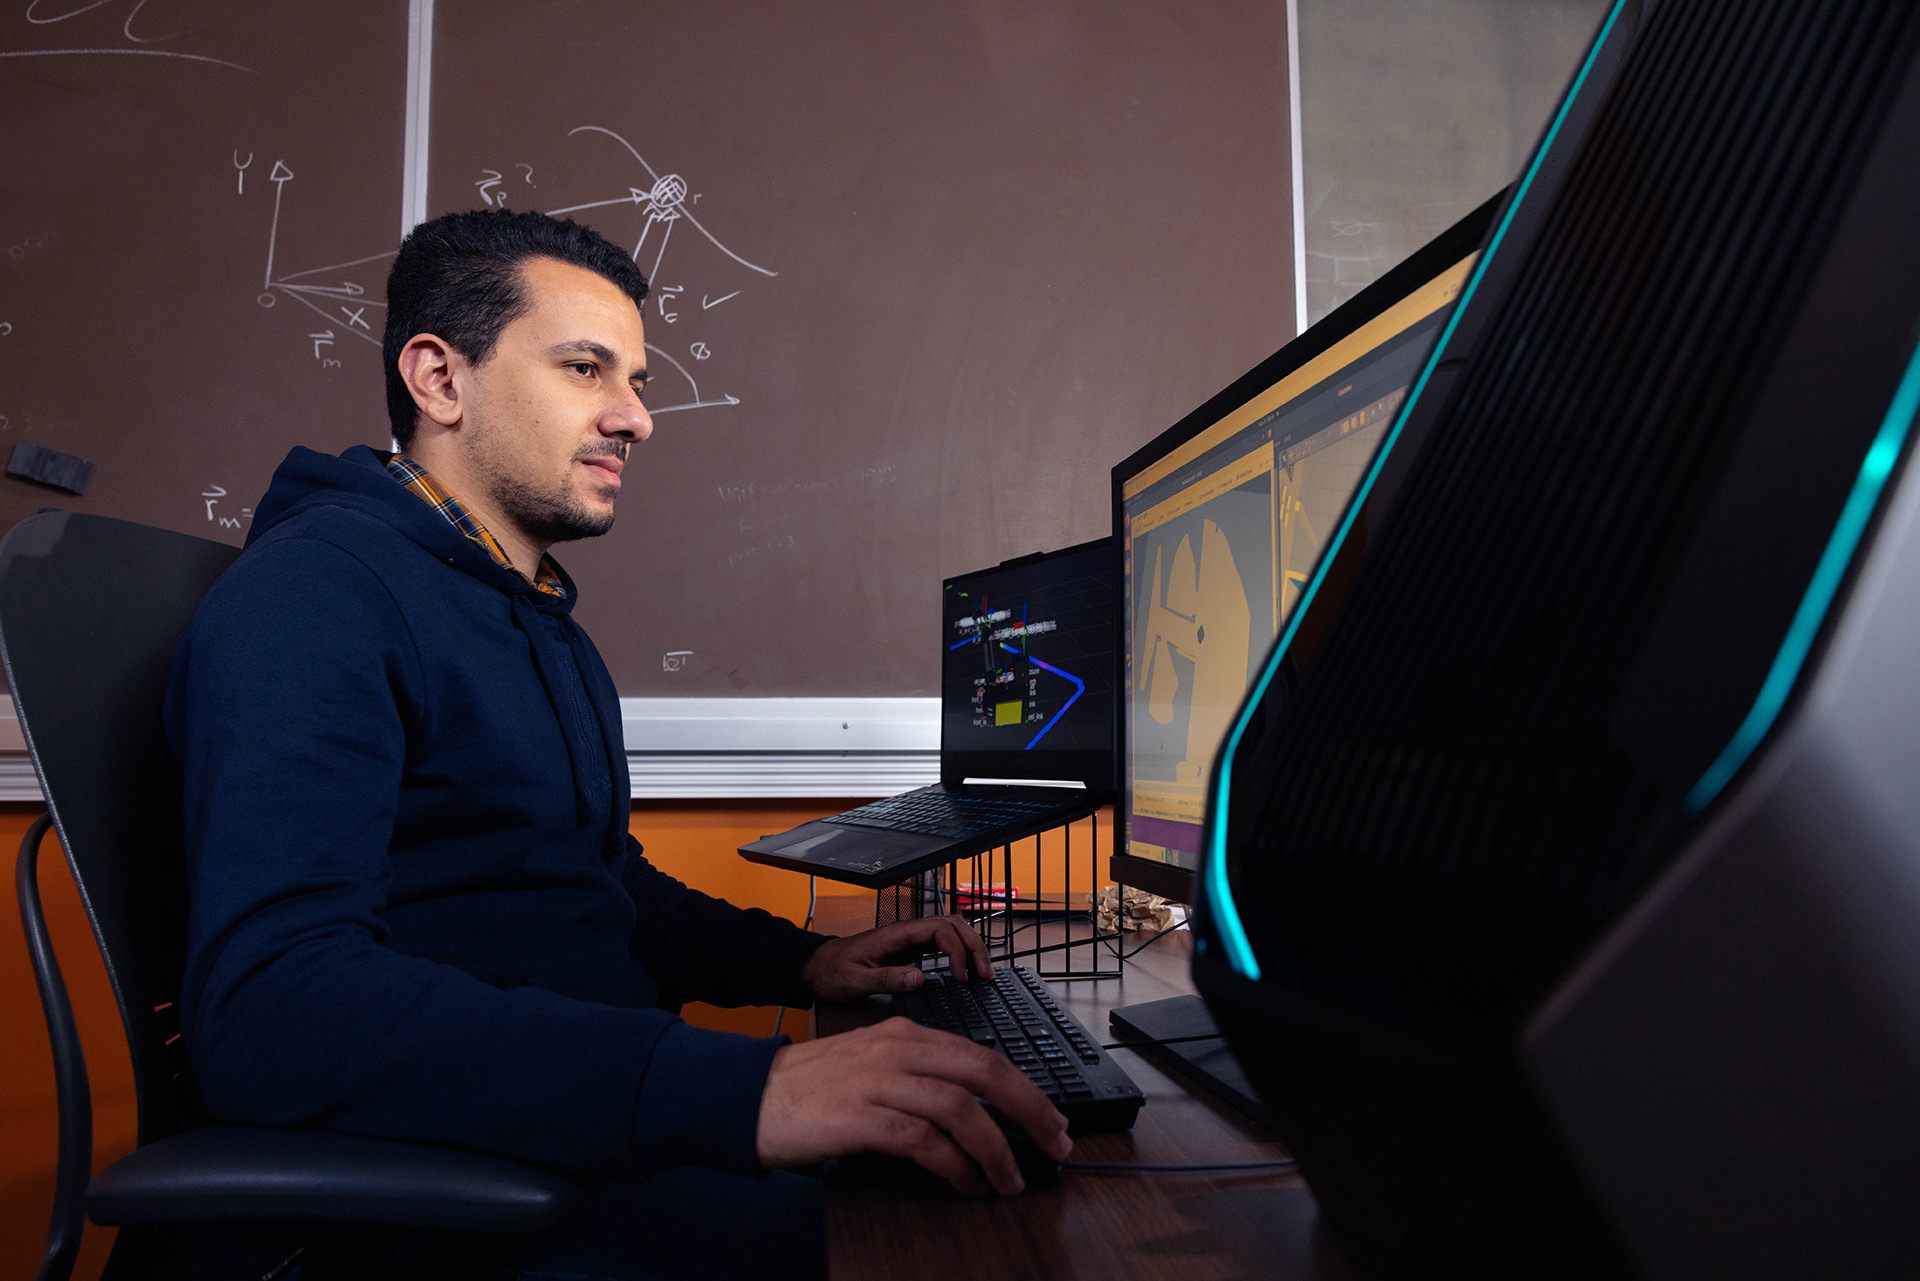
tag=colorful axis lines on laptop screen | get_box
[940,540,1115,761]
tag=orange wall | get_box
[2,806,126,1281]
[623,799,868,1038]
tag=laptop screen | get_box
[940,537,1116,789]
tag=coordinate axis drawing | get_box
[243,126,776,418]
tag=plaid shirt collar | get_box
[385,452,567,599]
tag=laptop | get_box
[740,537,1115,888]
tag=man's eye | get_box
[568,362,596,377]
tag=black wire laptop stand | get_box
[874,810,1123,982]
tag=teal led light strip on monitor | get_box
[1684,339,1920,815]
[1199,0,1631,982]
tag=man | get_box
[165,209,1070,1278]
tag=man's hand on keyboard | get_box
[756,1016,1072,1196]
[800,913,991,1003]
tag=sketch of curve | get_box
[26,0,118,21]
[644,342,739,416]
[12,0,251,69]
[563,125,777,278]
[0,43,252,68]
[29,0,182,39]
[28,0,190,43]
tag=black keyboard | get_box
[823,789,1070,839]
[892,964,1144,1133]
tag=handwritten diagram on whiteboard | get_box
[239,124,777,419]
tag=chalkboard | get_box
[1,0,1297,701]
[429,0,1297,695]
[0,0,409,543]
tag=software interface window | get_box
[1120,258,1475,872]
[942,545,1115,758]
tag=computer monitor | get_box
[1109,192,1500,905]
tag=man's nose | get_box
[604,386,653,442]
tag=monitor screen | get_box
[940,537,1115,787]
[1112,198,1496,900]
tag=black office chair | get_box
[3,511,584,1281]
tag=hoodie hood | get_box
[251,445,582,611]
[251,445,629,857]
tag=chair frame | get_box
[4,511,583,1281]
[18,812,93,1281]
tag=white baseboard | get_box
[0,697,941,802]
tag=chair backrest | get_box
[1,512,240,1145]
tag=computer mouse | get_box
[1002,1124,1067,1188]
[827,1113,1064,1194]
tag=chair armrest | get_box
[85,1125,585,1232]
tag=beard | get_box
[462,404,625,545]
[488,468,619,544]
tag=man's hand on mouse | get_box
[756,1016,1073,1197]
[799,913,991,1003]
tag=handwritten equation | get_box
[710,464,900,570]
[474,164,537,207]
[199,484,253,531]
[4,230,61,266]
[3,231,63,347]
[0,409,66,436]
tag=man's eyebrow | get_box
[548,339,647,383]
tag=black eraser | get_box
[6,442,93,496]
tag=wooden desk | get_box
[812,897,1360,1281]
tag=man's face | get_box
[457,256,653,546]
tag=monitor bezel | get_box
[1108,190,1506,905]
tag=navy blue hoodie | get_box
[165,445,828,1179]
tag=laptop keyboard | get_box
[823,790,1068,838]
[892,964,1144,1133]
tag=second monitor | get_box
[1111,191,1501,905]
[1104,192,1502,1117]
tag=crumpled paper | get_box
[1092,884,1183,933]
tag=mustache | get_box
[577,442,631,463]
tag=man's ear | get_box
[397,334,464,429]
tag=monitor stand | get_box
[1107,994,1273,1130]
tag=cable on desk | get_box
[1100,922,1186,961]
[1065,1158,1297,1175]
[1100,1032,1227,1052]
[994,914,1181,958]
[993,901,1094,936]
[772,875,818,1041]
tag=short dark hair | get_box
[381,209,649,447]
